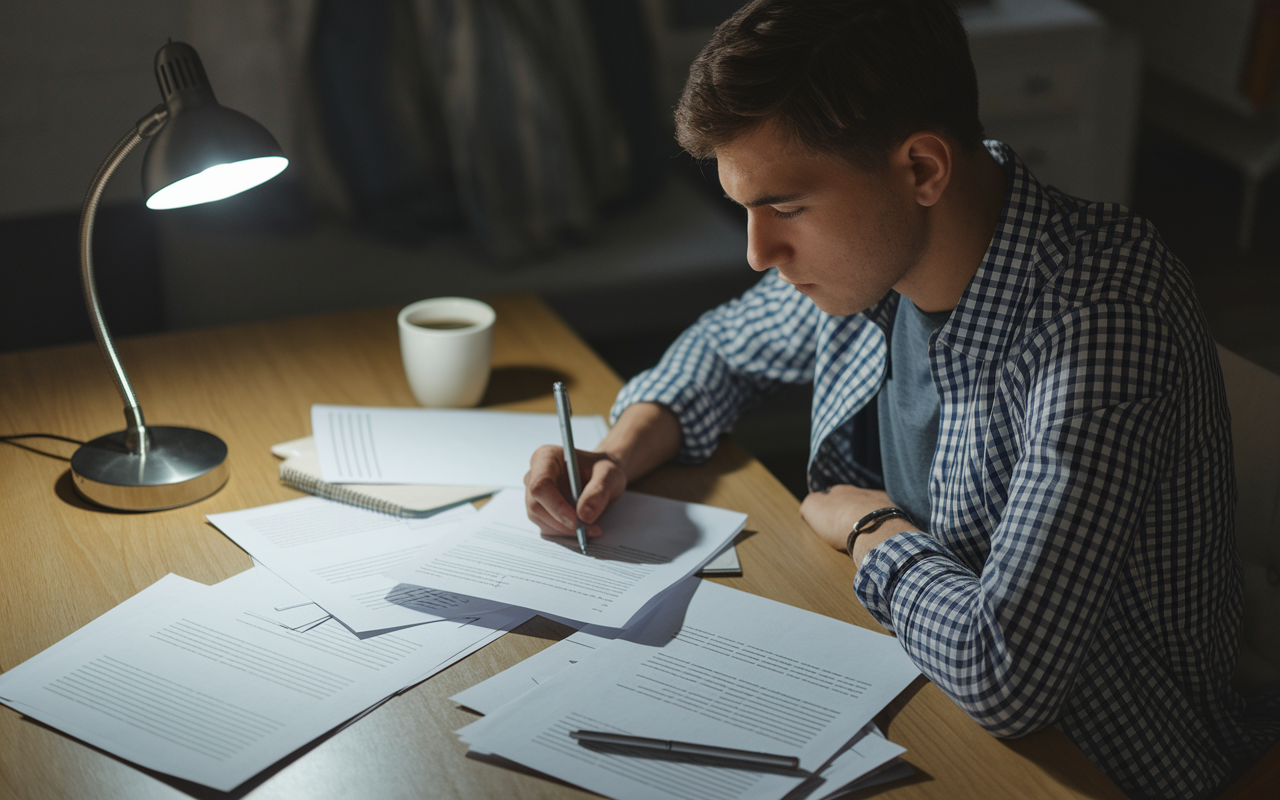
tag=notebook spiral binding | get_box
[280,465,405,517]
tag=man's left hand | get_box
[799,485,917,564]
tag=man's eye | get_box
[772,207,803,219]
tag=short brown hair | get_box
[675,0,984,168]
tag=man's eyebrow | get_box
[722,192,808,209]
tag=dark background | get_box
[3,0,1278,499]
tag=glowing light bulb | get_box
[145,156,288,210]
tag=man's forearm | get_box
[597,402,682,483]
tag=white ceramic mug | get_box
[397,297,496,407]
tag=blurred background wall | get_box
[3,0,1279,497]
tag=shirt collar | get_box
[933,141,1058,361]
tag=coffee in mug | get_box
[412,319,476,330]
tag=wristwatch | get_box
[846,507,912,559]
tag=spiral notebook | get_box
[271,436,495,517]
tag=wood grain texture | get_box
[0,295,1126,800]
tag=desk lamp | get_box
[70,41,287,511]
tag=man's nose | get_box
[746,212,792,272]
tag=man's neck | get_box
[895,148,1007,314]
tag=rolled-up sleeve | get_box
[611,270,823,462]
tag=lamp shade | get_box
[141,42,287,209]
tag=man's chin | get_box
[800,288,865,317]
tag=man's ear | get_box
[891,132,952,208]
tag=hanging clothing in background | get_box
[578,1,669,211]
[414,0,627,259]
[309,0,666,258]
[312,0,461,244]
[179,0,666,257]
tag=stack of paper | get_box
[388,489,749,628]
[449,578,920,800]
[206,486,745,633]
[0,569,531,791]
[1,404,919,798]
[242,557,333,631]
[207,499,512,635]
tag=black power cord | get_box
[0,433,86,462]
[0,433,85,445]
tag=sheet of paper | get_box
[389,489,747,628]
[227,560,332,630]
[207,498,509,635]
[455,651,908,798]
[452,626,618,715]
[466,578,920,800]
[698,541,741,576]
[403,621,522,694]
[248,605,331,632]
[451,588,738,718]
[0,574,531,792]
[823,760,912,798]
[780,724,906,800]
[311,404,608,486]
[460,696,911,798]
[210,566,527,694]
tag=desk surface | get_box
[0,295,1126,800]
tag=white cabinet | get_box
[964,0,1140,204]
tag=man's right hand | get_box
[522,401,683,540]
[524,446,627,538]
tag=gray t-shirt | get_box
[877,297,951,531]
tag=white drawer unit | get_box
[963,0,1138,204]
[988,115,1086,186]
[977,54,1096,118]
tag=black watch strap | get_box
[845,506,912,558]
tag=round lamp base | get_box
[71,426,229,511]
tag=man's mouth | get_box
[778,272,808,287]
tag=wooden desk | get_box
[0,295,1126,800]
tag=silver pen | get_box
[552,382,588,555]
[568,730,800,770]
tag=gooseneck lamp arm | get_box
[77,105,169,456]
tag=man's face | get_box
[716,121,927,317]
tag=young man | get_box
[524,1,1280,797]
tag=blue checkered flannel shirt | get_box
[612,143,1280,799]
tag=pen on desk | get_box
[568,730,800,770]
[552,381,589,555]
